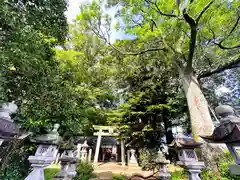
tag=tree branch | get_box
[209,12,240,49]
[122,47,167,55]
[214,42,240,50]
[183,9,197,72]
[198,56,240,79]
[196,0,215,24]
[145,0,177,18]
[214,13,240,49]
[219,14,240,44]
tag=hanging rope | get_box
[208,104,220,123]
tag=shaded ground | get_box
[91,162,155,180]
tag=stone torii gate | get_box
[93,125,126,166]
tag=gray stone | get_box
[25,165,44,180]
[155,149,170,180]
[170,134,204,180]
[202,104,240,142]
[25,145,59,180]
[0,102,20,138]
[229,164,240,175]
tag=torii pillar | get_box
[94,129,102,164]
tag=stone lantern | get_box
[201,105,240,175]
[154,149,171,180]
[54,145,77,180]
[169,134,204,180]
[0,102,20,145]
[26,124,61,180]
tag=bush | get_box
[44,164,60,180]
[139,148,158,170]
[201,152,240,180]
[112,174,127,180]
[170,169,188,180]
[73,161,96,180]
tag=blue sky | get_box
[65,0,132,42]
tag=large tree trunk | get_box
[181,72,224,171]
[181,72,214,140]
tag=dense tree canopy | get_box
[78,0,240,139]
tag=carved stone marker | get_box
[201,105,240,175]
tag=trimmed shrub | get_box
[73,161,96,180]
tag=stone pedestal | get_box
[25,164,44,180]
[229,164,240,175]
[25,145,58,180]
[178,161,204,180]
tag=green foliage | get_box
[44,164,61,180]
[138,148,158,170]
[170,170,188,180]
[201,152,240,180]
[73,161,96,180]
[112,174,127,180]
[0,141,35,180]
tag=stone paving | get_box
[91,162,155,180]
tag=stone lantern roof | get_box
[0,102,20,139]
[30,124,62,145]
[169,134,202,149]
[201,105,240,143]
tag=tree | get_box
[102,39,189,148]
[78,0,240,140]
[0,0,68,128]
[0,1,69,177]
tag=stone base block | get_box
[229,164,240,175]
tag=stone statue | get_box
[31,124,61,144]
[201,105,240,142]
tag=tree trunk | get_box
[181,72,214,140]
